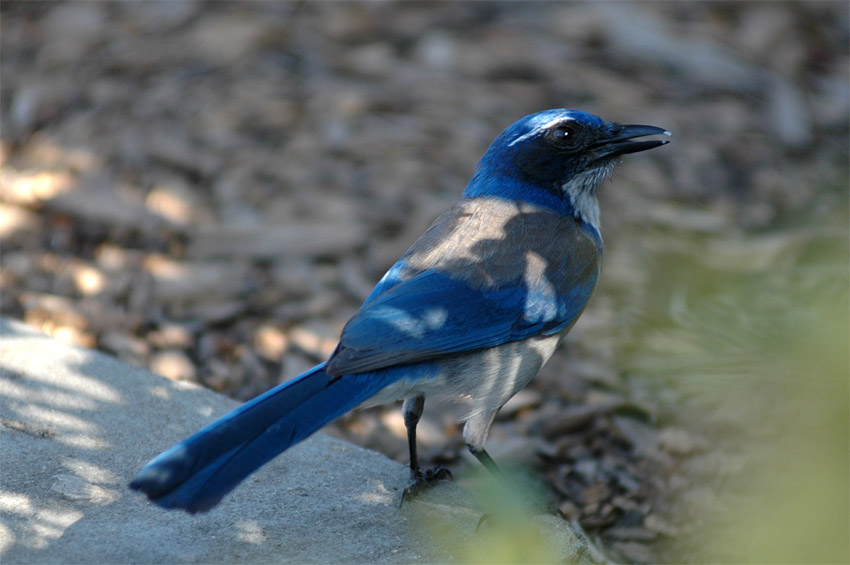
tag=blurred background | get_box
[1,2,847,562]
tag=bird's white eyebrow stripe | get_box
[507,116,575,147]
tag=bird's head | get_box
[465,108,671,228]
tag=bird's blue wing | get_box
[326,264,597,376]
[326,197,602,377]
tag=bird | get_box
[130,108,670,513]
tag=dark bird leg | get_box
[468,444,502,476]
[465,411,538,530]
[400,395,451,505]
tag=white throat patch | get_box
[561,163,614,230]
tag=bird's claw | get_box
[475,513,492,532]
[399,466,452,507]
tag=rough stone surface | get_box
[0,317,589,564]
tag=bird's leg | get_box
[404,395,426,480]
[400,395,451,505]
[464,411,542,530]
[462,410,500,478]
[468,440,556,531]
[467,444,502,477]
[468,444,506,531]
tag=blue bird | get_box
[130,109,670,513]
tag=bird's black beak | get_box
[590,124,671,161]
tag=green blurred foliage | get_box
[619,201,849,562]
[410,475,586,564]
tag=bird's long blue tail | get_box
[129,362,387,513]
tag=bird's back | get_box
[398,196,602,294]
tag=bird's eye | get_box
[545,124,577,148]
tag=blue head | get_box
[464,109,670,229]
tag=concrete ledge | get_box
[0,317,589,563]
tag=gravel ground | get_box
[2,2,848,562]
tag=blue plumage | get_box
[130,109,670,513]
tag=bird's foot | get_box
[476,513,493,532]
[399,466,452,507]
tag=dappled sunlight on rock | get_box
[234,519,268,545]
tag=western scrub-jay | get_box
[130,109,670,513]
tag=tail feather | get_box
[129,363,387,513]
